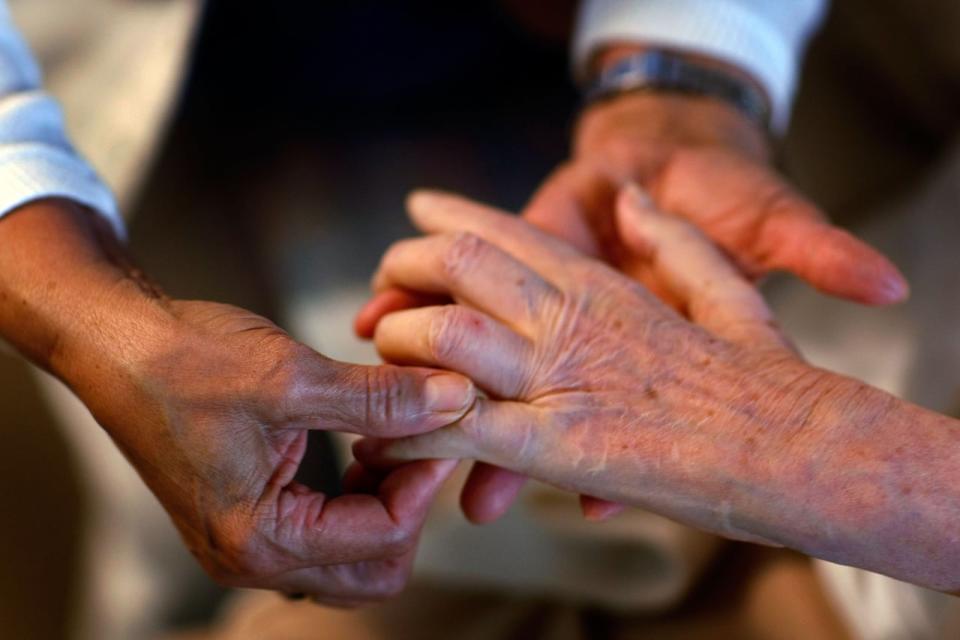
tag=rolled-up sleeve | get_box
[574,0,829,132]
[0,2,123,238]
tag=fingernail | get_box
[425,374,474,413]
[879,272,910,304]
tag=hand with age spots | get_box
[355,188,960,594]
[356,90,910,523]
[352,189,796,536]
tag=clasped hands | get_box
[31,95,906,607]
[353,186,810,548]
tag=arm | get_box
[0,6,475,603]
[356,189,960,593]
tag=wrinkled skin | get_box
[356,188,804,536]
[355,190,960,594]
[356,92,909,522]
[95,301,472,605]
[0,201,477,606]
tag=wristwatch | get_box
[584,50,771,130]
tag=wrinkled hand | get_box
[356,92,908,523]
[70,297,475,606]
[354,189,823,546]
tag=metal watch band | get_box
[584,50,771,130]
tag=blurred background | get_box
[3,0,960,638]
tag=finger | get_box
[289,459,455,566]
[354,399,543,474]
[341,460,382,494]
[654,149,908,305]
[270,553,416,605]
[580,495,626,521]
[354,288,446,339]
[522,162,614,257]
[759,209,909,306]
[460,463,528,524]
[286,356,476,437]
[374,305,533,399]
[406,190,584,275]
[616,184,789,350]
[373,232,560,334]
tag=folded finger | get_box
[460,462,528,524]
[290,459,455,566]
[374,305,533,399]
[354,288,446,339]
[373,232,560,335]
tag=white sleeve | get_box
[0,2,123,238]
[574,0,829,132]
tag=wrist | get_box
[0,200,175,384]
[575,90,770,167]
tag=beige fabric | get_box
[9,0,201,210]
[169,547,850,640]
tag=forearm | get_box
[760,369,960,592]
[624,353,960,592]
[0,200,170,386]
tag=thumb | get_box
[759,209,909,306]
[299,358,476,438]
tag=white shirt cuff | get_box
[574,0,828,132]
[0,142,123,239]
[0,5,124,239]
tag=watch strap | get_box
[584,50,771,130]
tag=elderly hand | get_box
[355,187,813,546]
[354,191,960,595]
[357,84,909,523]
[0,201,476,606]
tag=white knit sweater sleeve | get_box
[0,2,122,238]
[574,0,829,132]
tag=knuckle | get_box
[257,343,315,416]
[426,305,472,363]
[441,232,490,282]
[362,364,419,427]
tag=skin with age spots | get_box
[356,188,960,594]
